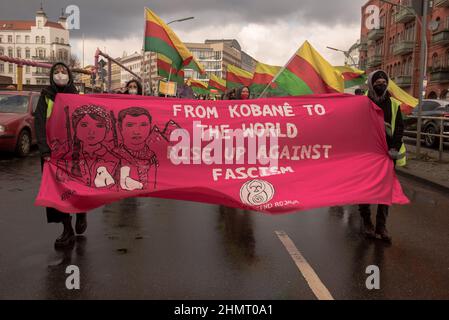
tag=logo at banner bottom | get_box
[240,179,275,206]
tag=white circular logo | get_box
[240,179,275,206]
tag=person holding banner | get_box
[124,79,143,95]
[34,62,87,249]
[237,86,251,100]
[359,70,405,244]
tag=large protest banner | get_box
[35,93,409,214]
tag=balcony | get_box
[32,71,49,77]
[434,0,449,7]
[430,67,449,83]
[367,28,385,41]
[395,8,415,24]
[394,75,412,87]
[367,55,382,68]
[392,40,415,56]
[431,30,449,46]
[359,38,368,51]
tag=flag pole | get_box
[140,7,146,96]
[257,49,297,99]
[165,66,172,97]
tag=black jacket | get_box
[34,62,78,158]
[370,94,404,151]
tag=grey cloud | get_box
[0,0,366,40]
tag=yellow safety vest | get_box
[389,98,407,167]
[45,96,54,119]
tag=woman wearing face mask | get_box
[124,79,143,95]
[34,62,87,249]
[237,86,251,100]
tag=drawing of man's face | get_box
[76,114,107,146]
[121,114,151,148]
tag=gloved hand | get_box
[388,149,402,160]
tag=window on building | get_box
[25,48,30,58]
[8,35,12,43]
[35,36,40,44]
[8,63,13,73]
[0,47,3,55]
[0,63,4,73]
[25,36,30,43]
[38,21,42,28]
[0,36,2,43]
[55,37,59,43]
[26,79,31,85]
[432,53,440,70]
[8,47,13,57]
[61,38,64,44]
[16,35,21,43]
[17,48,21,58]
[41,36,45,44]
[26,66,30,74]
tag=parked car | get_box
[0,91,40,156]
[403,99,449,148]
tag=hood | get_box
[367,70,390,103]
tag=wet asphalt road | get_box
[0,149,448,300]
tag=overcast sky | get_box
[0,0,367,66]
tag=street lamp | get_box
[379,0,429,157]
[167,16,195,25]
[326,46,358,67]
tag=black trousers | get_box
[40,158,77,223]
[358,204,389,228]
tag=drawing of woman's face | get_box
[76,114,107,146]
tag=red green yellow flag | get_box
[250,62,289,97]
[275,41,344,96]
[226,64,253,89]
[144,8,205,74]
[187,78,210,95]
[388,79,419,114]
[208,74,227,93]
[157,54,185,85]
[335,66,367,89]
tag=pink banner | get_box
[35,93,409,214]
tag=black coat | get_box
[34,62,78,158]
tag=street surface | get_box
[0,149,448,299]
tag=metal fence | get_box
[404,115,449,162]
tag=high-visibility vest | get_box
[45,96,54,119]
[389,98,407,167]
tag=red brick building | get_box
[359,0,449,100]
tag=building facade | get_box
[0,6,71,86]
[184,39,257,83]
[360,0,449,99]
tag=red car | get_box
[0,91,40,156]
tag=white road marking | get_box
[275,230,334,300]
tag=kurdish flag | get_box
[250,62,288,97]
[208,74,227,93]
[187,78,210,95]
[144,8,205,74]
[226,64,254,89]
[335,66,367,89]
[388,79,419,114]
[275,41,344,96]
[157,54,185,85]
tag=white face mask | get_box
[54,72,69,86]
[128,88,138,95]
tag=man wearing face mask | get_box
[34,62,87,249]
[124,79,143,95]
[358,70,406,244]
